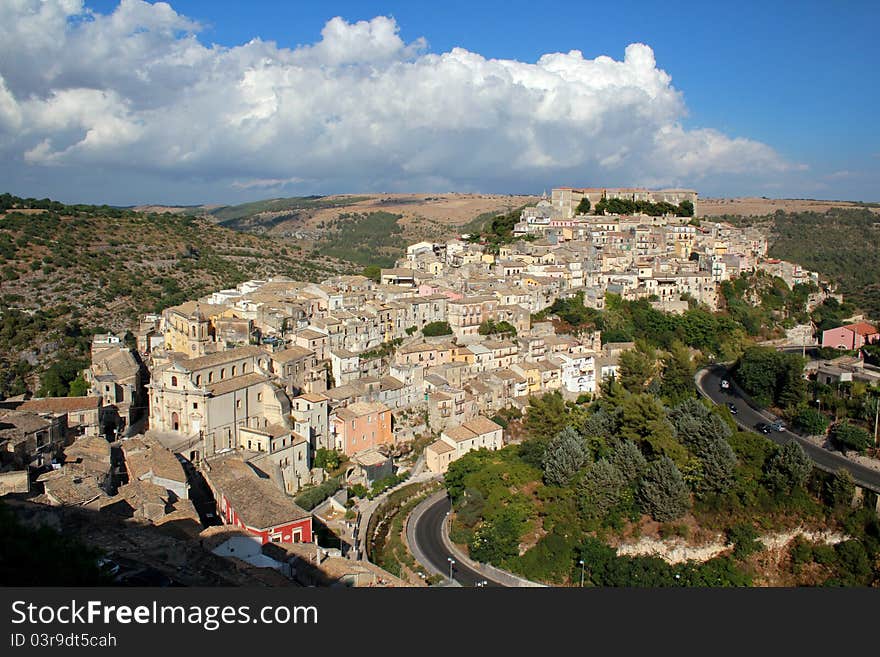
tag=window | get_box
[171,376,177,387]
[220,368,226,380]
[236,400,242,409]
[232,366,237,376]
[257,393,263,401]
[208,371,213,383]
[192,402,198,410]
[195,375,201,386]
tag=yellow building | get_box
[163,301,229,357]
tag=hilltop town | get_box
[1,185,864,587]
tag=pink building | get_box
[822,322,880,350]
[331,401,393,457]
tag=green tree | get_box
[638,456,692,522]
[577,458,629,521]
[677,200,695,217]
[659,342,694,404]
[444,451,484,502]
[619,394,686,464]
[314,448,343,471]
[542,426,590,487]
[824,469,855,508]
[361,265,381,282]
[67,373,89,397]
[575,197,591,214]
[697,438,737,496]
[669,398,731,454]
[618,347,656,393]
[610,440,648,483]
[733,347,806,408]
[764,441,812,493]
[422,321,452,336]
[478,319,517,337]
[579,406,620,442]
[524,392,569,443]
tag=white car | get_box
[720,379,730,390]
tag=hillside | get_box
[0,194,350,397]
[719,207,880,320]
[139,193,541,267]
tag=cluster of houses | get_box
[2,185,850,558]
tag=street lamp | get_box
[579,559,585,587]
[447,557,455,582]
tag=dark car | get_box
[727,403,738,414]
[768,421,785,432]
[755,422,771,434]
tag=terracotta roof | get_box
[0,410,52,434]
[181,346,264,372]
[297,392,329,403]
[334,401,389,420]
[443,425,478,443]
[295,329,327,340]
[846,322,879,336]
[19,396,101,414]
[122,436,186,484]
[208,373,269,396]
[463,416,503,436]
[427,439,455,454]
[205,457,310,528]
[272,346,315,363]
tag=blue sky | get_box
[2,0,878,204]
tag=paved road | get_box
[697,365,880,493]
[411,494,503,587]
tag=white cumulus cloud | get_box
[0,0,797,202]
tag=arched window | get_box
[171,376,178,387]
[208,371,213,383]
[195,375,201,386]
[220,368,226,380]
[232,365,237,376]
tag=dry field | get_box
[699,197,879,217]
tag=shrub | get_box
[829,421,872,452]
[726,523,764,559]
[422,321,452,336]
[295,477,342,511]
[793,406,829,435]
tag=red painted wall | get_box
[220,494,312,544]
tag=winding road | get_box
[410,493,505,587]
[697,364,880,493]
